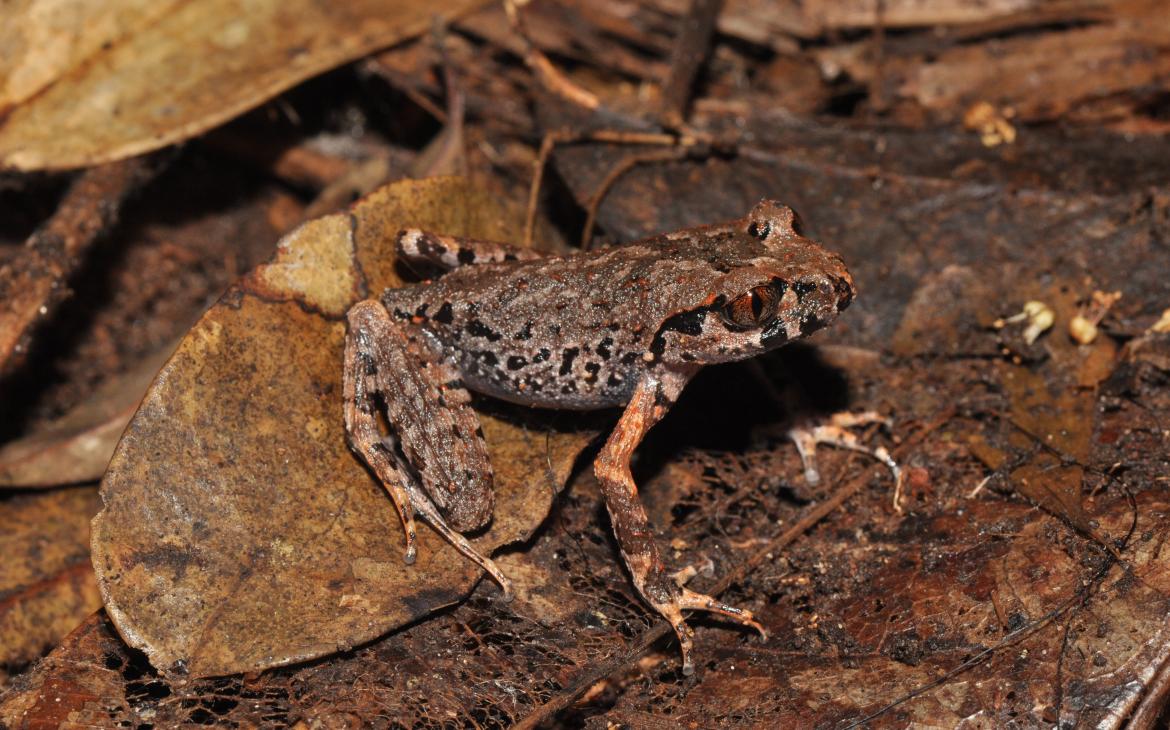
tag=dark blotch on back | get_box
[597,337,613,359]
[434,302,454,324]
[467,320,502,341]
[507,355,527,370]
[559,347,579,375]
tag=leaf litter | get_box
[2,0,1170,727]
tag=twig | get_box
[580,148,689,248]
[659,0,724,128]
[0,154,166,377]
[505,0,599,111]
[523,128,700,248]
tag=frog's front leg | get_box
[397,229,544,273]
[344,300,513,598]
[595,371,767,675]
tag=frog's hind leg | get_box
[344,299,513,599]
[344,303,421,565]
[397,229,543,273]
[595,373,766,676]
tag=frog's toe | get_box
[495,576,515,603]
[676,587,768,641]
[402,535,417,565]
[655,600,697,675]
[646,577,766,674]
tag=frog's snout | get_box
[833,272,855,312]
[814,252,855,314]
[792,271,853,315]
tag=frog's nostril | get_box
[792,280,817,301]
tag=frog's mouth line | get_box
[648,305,713,357]
[761,318,789,347]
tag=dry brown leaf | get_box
[0,487,102,684]
[0,0,484,171]
[657,0,1098,45]
[6,480,1170,726]
[90,176,596,679]
[0,345,174,488]
[0,1,172,111]
[876,19,1170,125]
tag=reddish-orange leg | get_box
[594,371,767,675]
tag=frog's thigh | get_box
[348,301,495,532]
[397,229,543,272]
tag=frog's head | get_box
[652,200,855,366]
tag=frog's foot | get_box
[399,481,515,602]
[596,374,768,675]
[643,571,768,676]
[787,410,904,510]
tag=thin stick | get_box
[0,154,166,377]
[524,129,701,249]
[659,0,724,127]
[504,0,599,111]
[580,148,688,249]
[523,130,564,249]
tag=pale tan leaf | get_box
[0,0,484,171]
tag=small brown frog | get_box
[343,200,895,673]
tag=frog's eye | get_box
[721,285,781,329]
[747,220,771,240]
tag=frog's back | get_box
[381,244,673,409]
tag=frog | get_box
[342,199,897,674]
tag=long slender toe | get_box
[678,588,768,640]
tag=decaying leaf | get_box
[0,487,102,685]
[0,0,484,171]
[91,176,596,679]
